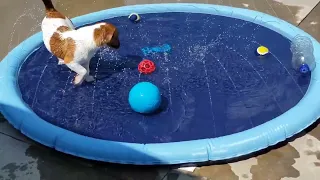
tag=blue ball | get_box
[129,82,161,114]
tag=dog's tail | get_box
[41,0,55,11]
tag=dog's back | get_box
[41,0,74,51]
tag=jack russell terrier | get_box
[41,0,120,85]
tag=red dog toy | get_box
[138,59,156,74]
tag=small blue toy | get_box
[299,64,310,74]
[129,82,161,114]
[128,13,141,22]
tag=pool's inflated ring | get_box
[1,4,320,165]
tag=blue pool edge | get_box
[0,3,320,165]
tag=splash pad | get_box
[1,4,320,165]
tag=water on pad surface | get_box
[18,13,310,143]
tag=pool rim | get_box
[1,3,320,165]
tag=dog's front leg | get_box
[66,62,87,85]
[83,61,95,82]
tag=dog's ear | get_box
[94,24,116,46]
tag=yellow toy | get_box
[257,46,269,56]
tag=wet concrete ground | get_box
[1,0,320,179]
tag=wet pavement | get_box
[1,0,320,179]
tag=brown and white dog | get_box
[41,0,120,85]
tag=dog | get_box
[41,0,120,85]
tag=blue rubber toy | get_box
[299,64,310,74]
[129,82,161,114]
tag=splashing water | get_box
[8,5,44,51]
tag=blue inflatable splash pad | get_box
[1,4,320,165]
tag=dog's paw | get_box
[58,60,65,65]
[85,75,95,82]
[73,75,84,86]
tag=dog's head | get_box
[94,23,120,49]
